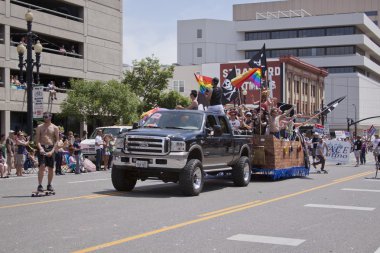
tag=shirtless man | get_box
[35,112,59,192]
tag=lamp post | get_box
[352,103,357,137]
[16,10,43,137]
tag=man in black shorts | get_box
[35,112,60,192]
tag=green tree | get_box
[158,90,190,109]
[60,79,140,124]
[122,56,174,112]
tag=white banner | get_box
[33,86,44,119]
[325,140,351,164]
[335,131,346,139]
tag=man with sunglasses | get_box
[35,112,60,192]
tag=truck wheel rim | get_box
[243,162,250,181]
[193,167,202,190]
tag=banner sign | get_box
[335,131,348,139]
[313,124,324,134]
[33,86,44,119]
[325,140,351,164]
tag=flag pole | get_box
[259,86,262,135]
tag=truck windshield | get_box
[89,128,121,139]
[143,111,203,130]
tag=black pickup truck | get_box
[112,110,253,196]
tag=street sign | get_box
[33,86,44,119]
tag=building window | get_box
[271,30,297,39]
[324,66,356,74]
[299,28,325,37]
[326,26,355,36]
[173,80,185,93]
[197,29,202,38]
[326,46,355,55]
[365,11,378,16]
[197,48,202,57]
[245,31,270,41]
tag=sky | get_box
[123,0,278,65]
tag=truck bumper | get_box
[113,151,189,171]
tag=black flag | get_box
[221,67,238,105]
[321,96,346,115]
[248,44,267,75]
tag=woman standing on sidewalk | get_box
[14,132,29,176]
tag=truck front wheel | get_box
[111,166,137,191]
[179,159,204,196]
[232,156,251,187]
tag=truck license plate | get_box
[136,160,148,168]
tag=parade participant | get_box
[176,90,199,110]
[312,138,329,172]
[228,110,241,132]
[35,112,60,192]
[373,135,380,163]
[311,133,320,163]
[353,135,362,167]
[206,77,224,114]
[268,108,286,138]
[360,140,367,165]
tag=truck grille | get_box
[125,135,169,155]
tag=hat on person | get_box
[245,112,252,116]
[9,130,15,134]
[228,110,237,115]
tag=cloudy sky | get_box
[123,0,278,65]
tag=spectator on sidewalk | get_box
[5,131,15,176]
[73,134,81,174]
[95,129,103,171]
[48,81,57,100]
[0,134,9,178]
[14,131,29,176]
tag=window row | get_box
[245,46,356,59]
[245,26,358,41]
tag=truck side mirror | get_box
[213,125,222,137]
[132,122,139,129]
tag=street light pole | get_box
[16,10,43,137]
[352,103,357,137]
[25,10,34,138]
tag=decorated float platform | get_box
[250,135,309,180]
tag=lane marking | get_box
[0,192,124,209]
[364,178,380,181]
[198,200,261,217]
[68,178,110,184]
[333,171,373,182]
[227,234,305,246]
[342,188,380,193]
[374,246,380,253]
[304,204,375,211]
[72,170,372,253]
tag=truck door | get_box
[216,115,235,164]
[203,115,222,166]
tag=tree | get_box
[60,79,140,124]
[158,90,190,109]
[122,56,174,112]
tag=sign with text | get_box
[220,60,282,104]
[33,86,44,119]
[325,140,351,164]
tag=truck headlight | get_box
[170,141,186,152]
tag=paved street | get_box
[1,158,380,253]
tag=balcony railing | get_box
[11,0,83,22]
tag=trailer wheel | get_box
[232,156,251,187]
[179,159,204,196]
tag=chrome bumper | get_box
[113,150,189,170]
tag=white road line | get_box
[304,204,375,211]
[68,178,110,184]
[342,188,380,193]
[227,234,305,246]
[364,178,380,181]
[374,246,380,253]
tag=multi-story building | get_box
[178,0,380,133]
[0,0,123,134]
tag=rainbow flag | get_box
[247,68,262,88]
[231,68,261,89]
[194,73,213,94]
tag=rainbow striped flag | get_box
[194,73,213,94]
[247,68,262,88]
[231,67,261,89]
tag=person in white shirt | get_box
[95,129,103,171]
[228,110,240,132]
